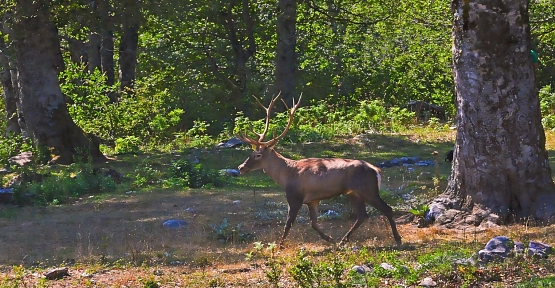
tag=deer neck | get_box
[262,149,295,188]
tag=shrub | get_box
[166,159,226,188]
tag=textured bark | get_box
[118,0,140,95]
[0,38,20,135]
[438,0,555,223]
[275,0,297,106]
[87,32,101,73]
[98,0,116,102]
[14,0,105,164]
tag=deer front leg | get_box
[307,201,334,243]
[280,201,302,249]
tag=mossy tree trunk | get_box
[433,0,555,225]
[14,0,106,164]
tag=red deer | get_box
[237,94,402,247]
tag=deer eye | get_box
[254,153,262,159]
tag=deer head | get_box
[237,92,302,174]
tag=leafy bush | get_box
[209,218,254,243]
[166,159,226,188]
[115,136,142,155]
[540,85,555,130]
[13,162,117,205]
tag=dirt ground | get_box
[0,186,553,287]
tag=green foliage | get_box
[209,218,254,243]
[13,162,117,205]
[409,204,430,217]
[115,136,142,155]
[289,251,318,288]
[0,134,33,166]
[540,85,555,130]
[165,159,226,188]
[131,158,163,188]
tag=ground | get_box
[0,128,554,287]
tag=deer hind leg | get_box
[339,193,368,245]
[366,196,402,246]
[307,201,334,243]
[280,201,302,248]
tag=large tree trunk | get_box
[275,0,297,106]
[0,37,20,135]
[14,0,106,164]
[431,0,555,226]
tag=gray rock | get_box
[351,265,372,274]
[454,256,476,266]
[44,267,69,280]
[514,241,525,253]
[478,236,512,263]
[419,277,437,287]
[436,209,459,225]
[163,219,188,228]
[528,241,552,258]
[425,203,446,222]
[217,137,245,148]
[380,262,395,271]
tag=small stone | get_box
[163,220,188,228]
[233,200,241,205]
[514,241,525,253]
[351,265,372,274]
[528,241,552,258]
[419,277,437,287]
[44,267,69,280]
[380,262,395,271]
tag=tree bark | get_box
[98,0,116,102]
[433,0,555,225]
[87,32,102,74]
[275,0,297,106]
[0,37,20,135]
[14,0,106,164]
[118,0,140,94]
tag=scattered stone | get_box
[377,156,436,169]
[221,169,240,177]
[454,256,476,266]
[125,190,136,195]
[395,213,415,225]
[419,277,437,287]
[233,200,241,205]
[217,137,246,148]
[478,236,512,264]
[0,168,10,175]
[0,188,14,203]
[351,265,372,274]
[514,241,525,254]
[162,220,188,228]
[6,172,46,187]
[380,262,395,271]
[436,209,460,225]
[44,267,69,280]
[528,241,552,258]
[8,151,34,166]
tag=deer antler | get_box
[237,92,302,147]
[264,92,302,147]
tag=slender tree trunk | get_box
[275,0,297,106]
[432,0,555,226]
[118,17,139,93]
[14,0,106,164]
[98,0,116,102]
[87,32,102,73]
[0,38,20,135]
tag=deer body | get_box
[237,93,401,247]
